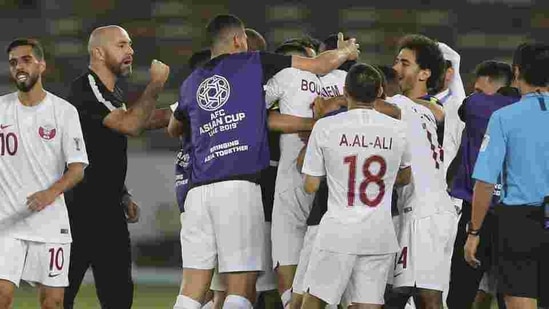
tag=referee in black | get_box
[465,42,549,309]
[63,25,170,308]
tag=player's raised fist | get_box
[337,32,360,60]
[150,59,170,84]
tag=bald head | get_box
[245,28,267,51]
[88,25,134,77]
[88,25,130,53]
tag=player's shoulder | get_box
[0,92,18,105]
[46,91,79,114]
[273,67,316,80]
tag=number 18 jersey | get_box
[302,109,411,254]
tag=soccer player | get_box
[168,14,358,309]
[266,42,321,308]
[0,38,88,309]
[387,34,457,309]
[446,60,516,309]
[465,42,549,309]
[300,63,412,308]
[63,25,170,308]
[376,65,400,97]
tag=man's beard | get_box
[13,73,39,92]
[106,54,132,78]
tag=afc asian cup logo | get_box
[196,75,231,111]
[38,125,57,140]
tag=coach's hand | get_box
[464,235,481,269]
[27,188,59,212]
[337,32,360,60]
[150,59,170,85]
[124,199,140,223]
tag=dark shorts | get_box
[306,179,328,226]
[494,204,549,303]
[260,166,277,222]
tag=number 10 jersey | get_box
[302,109,411,255]
[0,92,88,243]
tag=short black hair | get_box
[345,63,383,103]
[376,65,398,83]
[274,43,308,57]
[322,33,350,51]
[205,14,245,46]
[474,60,513,87]
[398,34,445,92]
[6,38,45,61]
[188,49,211,70]
[512,42,549,87]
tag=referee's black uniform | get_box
[64,69,133,309]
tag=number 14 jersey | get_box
[0,92,88,243]
[302,109,411,255]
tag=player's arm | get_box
[292,33,359,75]
[412,98,445,123]
[103,60,170,137]
[312,96,347,119]
[167,102,188,138]
[28,106,89,212]
[301,123,326,193]
[268,110,315,133]
[438,42,466,101]
[470,112,506,231]
[375,100,401,120]
[144,107,172,130]
[395,167,411,186]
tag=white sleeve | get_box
[302,122,326,177]
[400,129,412,169]
[63,106,89,167]
[170,102,178,112]
[264,72,285,109]
[438,42,466,102]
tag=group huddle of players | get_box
[168,13,486,309]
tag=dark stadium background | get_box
[3,0,547,307]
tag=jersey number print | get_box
[344,155,387,207]
[0,132,18,156]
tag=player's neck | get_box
[89,63,116,92]
[348,101,374,110]
[405,84,428,99]
[211,45,239,59]
[18,82,46,107]
[520,84,549,96]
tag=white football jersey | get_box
[265,68,321,191]
[0,92,88,243]
[318,69,347,98]
[302,109,411,254]
[387,94,454,218]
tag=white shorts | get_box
[210,222,276,292]
[180,181,266,272]
[478,266,497,295]
[0,234,70,287]
[393,211,457,291]
[386,215,402,286]
[292,225,319,294]
[303,247,392,305]
[271,186,315,267]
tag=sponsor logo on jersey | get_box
[38,125,56,140]
[196,75,231,112]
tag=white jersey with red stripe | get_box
[387,94,454,218]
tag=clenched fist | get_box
[150,59,170,85]
[337,32,360,61]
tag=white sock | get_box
[202,300,214,309]
[281,289,292,309]
[223,294,253,309]
[174,295,202,309]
